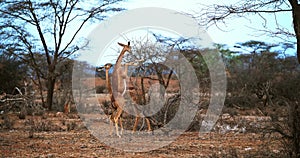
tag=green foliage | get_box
[238,40,278,52]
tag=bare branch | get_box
[196,1,292,27]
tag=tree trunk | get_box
[294,13,300,64]
[46,65,56,110]
[140,77,146,104]
[289,1,300,157]
[289,0,300,64]
[36,71,46,107]
[46,77,56,110]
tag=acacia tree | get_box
[196,0,300,63]
[0,0,124,110]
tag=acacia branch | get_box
[56,1,121,57]
[27,1,51,66]
[197,1,292,26]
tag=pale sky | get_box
[78,0,296,65]
[121,0,295,47]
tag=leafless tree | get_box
[125,37,182,99]
[0,0,124,110]
[195,0,300,63]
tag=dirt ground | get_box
[0,112,285,158]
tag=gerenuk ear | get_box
[118,42,124,47]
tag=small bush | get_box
[18,112,26,119]
[67,121,77,131]
[3,116,14,129]
[225,95,259,109]
[101,100,113,115]
[26,118,55,133]
[18,108,26,119]
[96,85,106,93]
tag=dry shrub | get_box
[18,107,27,119]
[271,73,300,157]
[66,121,77,131]
[150,94,181,129]
[26,117,62,138]
[225,95,259,109]
[2,115,14,129]
[96,85,106,94]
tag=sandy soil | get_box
[0,112,285,158]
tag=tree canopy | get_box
[0,0,125,109]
